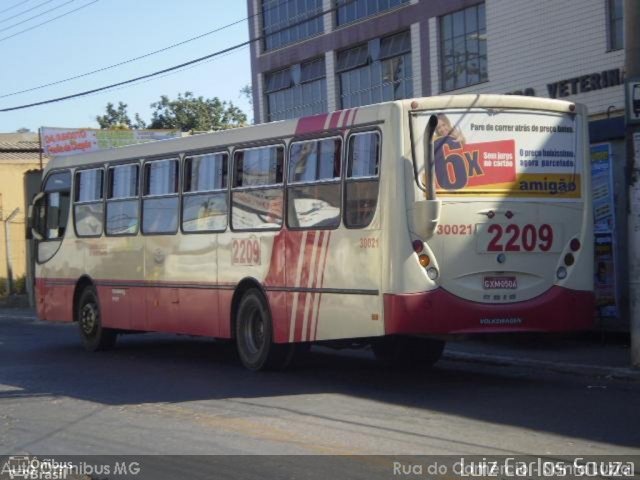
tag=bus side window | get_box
[106,164,140,236]
[74,168,104,237]
[182,152,228,233]
[142,158,180,235]
[345,132,380,228]
[41,170,71,240]
[287,137,342,229]
[231,145,284,231]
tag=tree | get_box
[96,102,146,129]
[240,84,253,106]
[15,127,31,133]
[96,93,247,132]
[148,92,247,132]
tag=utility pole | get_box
[626,0,640,368]
[3,208,19,296]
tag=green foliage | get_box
[148,92,247,132]
[96,92,247,133]
[0,276,26,296]
[240,84,253,106]
[96,102,147,129]
[14,275,26,295]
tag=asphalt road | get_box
[0,309,639,477]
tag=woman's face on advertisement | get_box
[436,119,450,136]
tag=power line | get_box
[0,0,73,33]
[0,0,55,25]
[0,0,355,112]
[0,0,310,100]
[0,15,247,99]
[0,0,32,15]
[0,40,252,112]
[0,0,98,43]
[79,44,250,103]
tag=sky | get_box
[0,0,253,132]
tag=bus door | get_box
[285,132,384,342]
[143,153,225,336]
[101,163,144,331]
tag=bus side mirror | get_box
[28,192,45,241]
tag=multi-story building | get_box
[247,0,629,330]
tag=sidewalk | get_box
[445,333,640,381]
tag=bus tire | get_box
[235,288,293,371]
[372,336,444,368]
[77,286,117,352]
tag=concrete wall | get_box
[0,162,42,282]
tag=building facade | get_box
[0,133,47,290]
[248,0,628,330]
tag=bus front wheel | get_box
[235,289,293,371]
[77,286,117,351]
[372,336,445,368]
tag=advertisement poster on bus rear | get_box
[419,110,580,198]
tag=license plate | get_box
[483,276,518,289]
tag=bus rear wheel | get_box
[77,286,117,351]
[235,289,293,371]
[372,336,445,368]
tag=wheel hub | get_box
[80,303,98,335]
[244,308,265,355]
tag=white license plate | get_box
[483,276,518,289]
[476,223,562,253]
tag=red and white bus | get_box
[30,95,594,370]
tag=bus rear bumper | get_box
[383,286,595,334]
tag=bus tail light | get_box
[564,253,575,266]
[418,254,430,267]
[570,238,581,251]
[427,267,439,280]
[413,240,424,253]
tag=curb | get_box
[444,350,640,381]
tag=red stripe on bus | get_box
[306,231,325,341]
[297,231,320,342]
[328,111,341,130]
[295,113,329,135]
[313,231,331,341]
[343,108,358,128]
